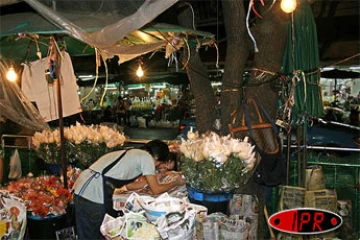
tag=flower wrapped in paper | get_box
[0,190,27,239]
[179,129,259,192]
[32,122,126,166]
[31,128,70,164]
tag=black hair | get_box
[168,152,178,171]
[140,139,169,162]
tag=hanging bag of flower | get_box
[179,130,259,192]
[0,190,27,239]
[228,97,286,187]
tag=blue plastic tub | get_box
[186,185,233,215]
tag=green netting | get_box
[281,0,324,124]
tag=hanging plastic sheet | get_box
[23,0,179,62]
[0,60,49,131]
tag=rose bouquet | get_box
[179,129,259,192]
[3,176,72,218]
[32,122,126,167]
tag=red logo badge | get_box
[268,208,342,235]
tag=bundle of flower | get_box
[66,166,82,190]
[3,176,73,218]
[32,122,126,166]
[179,129,258,192]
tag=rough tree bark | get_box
[248,1,288,119]
[177,5,217,135]
[220,0,252,135]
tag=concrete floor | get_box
[123,126,179,141]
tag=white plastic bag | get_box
[8,150,22,180]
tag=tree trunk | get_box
[220,0,252,135]
[177,5,217,134]
[248,2,288,119]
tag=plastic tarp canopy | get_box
[0,0,215,64]
[282,0,324,122]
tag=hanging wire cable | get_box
[99,56,108,107]
[322,52,360,68]
[246,0,259,52]
[181,38,191,70]
[181,2,196,30]
[215,0,220,69]
[214,42,220,69]
[80,48,100,102]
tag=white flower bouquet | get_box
[179,129,259,192]
[32,122,126,166]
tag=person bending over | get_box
[72,140,186,240]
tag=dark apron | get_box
[101,149,140,217]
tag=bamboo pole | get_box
[264,206,276,240]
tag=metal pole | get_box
[297,125,301,186]
[286,129,291,186]
[54,45,68,189]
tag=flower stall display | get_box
[0,191,27,239]
[3,176,73,219]
[179,130,258,192]
[32,122,126,167]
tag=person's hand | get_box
[175,175,186,186]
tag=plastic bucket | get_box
[186,185,233,214]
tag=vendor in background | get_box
[177,89,191,119]
[124,95,132,125]
[115,96,126,126]
[72,140,186,240]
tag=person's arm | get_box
[145,174,186,195]
[125,179,147,191]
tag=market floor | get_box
[123,126,179,141]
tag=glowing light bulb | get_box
[6,67,17,82]
[136,65,144,78]
[281,0,297,13]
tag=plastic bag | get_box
[8,150,22,180]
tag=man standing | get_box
[116,96,126,125]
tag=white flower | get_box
[187,127,199,141]
[179,131,256,167]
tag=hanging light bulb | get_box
[281,0,297,13]
[136,65,144,78]
[6,66,17,82]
